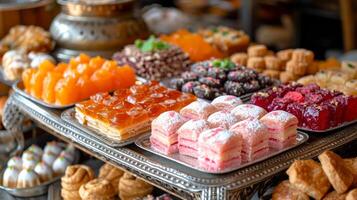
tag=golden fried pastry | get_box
[344,158,357,187]
[98,163,124,193]
[322,191,347,200]
[286,60,308,76]
[272,180,309,200]
[341,62,357,78]
[61,165,95,200]
[119,173,153,200]
[231,53,248,66]
[280,71,298,83]
[346,189,357,200]
[344,80,357,96]
[307,61,319,74]
[277,49,293,62]
[297,75,315,85]
[247,57,265,70]
[291,49,314,64]
[286,159,330,200]
[318,151,354,194]
[79,178,116,200]
[330,72,351,85]
[247,45,267,57]
[263,69,280,79]
[266,50,275,56]
[264,56,282,70]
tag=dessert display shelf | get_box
[3,91,357,200]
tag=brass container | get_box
[50,0,149,61]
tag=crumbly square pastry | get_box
[318,150,353,194]
[286,159,330,200]
[344,158,357,187]
[272,180,309,200]
[346,188,357,200]
[322,191,347,200]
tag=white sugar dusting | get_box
[262,110,297,124]
[178,119,208,134]
[212,95,242,107]
[231,104,267,119]
[153,111,185,132]
[207,111,237,127]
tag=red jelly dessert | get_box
[250,92,273,110]
[303,104,330,130]
[345,96,357,122]
[286,103,306,126]
[283,91,304,103]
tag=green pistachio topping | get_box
[212,59,236,70]
[135,35,170,52]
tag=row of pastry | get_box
[150,95,299,171]
[273,150,357,200]
[2,141,76,188]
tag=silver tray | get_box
[298,119,357,133]
[13,77,147,109]
[135,131,309,174]
[61,108,141,147]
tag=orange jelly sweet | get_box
[75,81,197,128]
[21,53,136,105]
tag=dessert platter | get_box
[62,81,197,146]
[251,83,357,132]
[0,141,78,197]
[136,98,309,174]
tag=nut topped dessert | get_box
[170,59,276,100]
[113,35,191,80]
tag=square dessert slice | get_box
[150,111,187,155]
[211,95,242,112]
[197,127,242,171]
[230,118,269,162]
[177,119,209,158]
[286,159,331,200]
[207,111,238,129]
[260,110,298,149]
[180,100,218,120]
[231,104,267,121]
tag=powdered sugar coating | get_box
[261,110,298,125]
[211,95,242,111]
[152,111,186,134]
[230,118,267,136]
[178,119,208,136]
[180,100,217,120]
[231,104,267,121]
[207,111,238,129]
[198,127,235,145]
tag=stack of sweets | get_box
[150,111,186,155]
[197,127,242,171]
[260,110,298,149]
[179,101,218,120]
[231,104,267,121]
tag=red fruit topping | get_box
[286,103,306,126]
[303,104,331,130]
[251,92,273,110]
[283,91,304,102]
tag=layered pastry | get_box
[53,156,71,176]
[79,178,116,200]
[98,163,124,194]
[22,54,136,105]
[150,111,187,155]
[27,144,44,158]
[1,50,55,81]
[207,111,237,129]
[197,26,250,55]
[2,166,19,188]
[347,189,357,200]
[260,110,298,149]
[198,127,242,171]
[61,165,95,200]
[211,95,242,111]
[42,152,57,167]
[272,180,309,200]
[177,119,209,158]
[75,81,196,141]
[22,156,38,170]
[22,150,40,162]
[344,158,357,187]
[16,169,41,188]
[251,83,357,130]
[44,141,62,156]
[286,159,330,200]
[160,29,224,62]
[7,156,22,170]
[230,119,269,162]
[34,162,53,183]
[231,104,267,121]
[113,35,191,80]
[170,59,276,100]
[180,100,217,120]
[119,173,153,200]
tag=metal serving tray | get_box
[13,77,148,110]
[135,131,309,174]
[298,119,357,133]
[61,108,141,147]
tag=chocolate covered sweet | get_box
[113,36,191,80]
[171,59,276,100]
